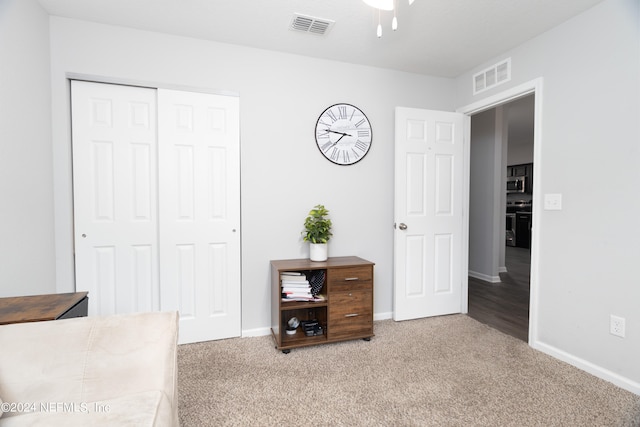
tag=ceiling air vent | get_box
[290,13,335,36]
[473,58,511,95]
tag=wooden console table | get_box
[271,256,374,353]
[0,292,88,325]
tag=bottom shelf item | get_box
[300,319,324,337]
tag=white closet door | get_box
[72,82,241,344]
[158,89,241,344]
[71,81,159,316]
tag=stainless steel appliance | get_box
[506,176,526,193]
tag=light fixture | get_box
[363,0,415,38]
[362,0,394,11]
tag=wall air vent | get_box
[473,58,511,95]
[290,13,335,36]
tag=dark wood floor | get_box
[467,246,530,342]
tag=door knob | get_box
[399,223,408,230]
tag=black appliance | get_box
[516,212,532,249]
[506,213,516,247]
[506,200,532,248]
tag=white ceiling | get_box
[37,0,603,78]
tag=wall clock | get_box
[314,103,372,165]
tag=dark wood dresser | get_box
[0,292,88,325]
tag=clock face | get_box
[314,103,372,165]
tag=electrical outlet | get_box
[610,315,626,338]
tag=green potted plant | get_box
[302,204,332,261]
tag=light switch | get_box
[544,193,562,210]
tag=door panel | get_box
[406,235,426,297]
[72,81,159,316]
[434,233,453,293]
[158,89,241,344]
[435,154,454,214]
[394,107,464,321]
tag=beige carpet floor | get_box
[178,314,640,426]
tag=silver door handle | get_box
[399,223,408,230]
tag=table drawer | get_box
[328,291,372,339]
[328,266,373,293]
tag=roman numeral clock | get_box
[314,103,372,165]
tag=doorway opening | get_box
[466,93,535,342]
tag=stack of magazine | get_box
[280,271,325,302]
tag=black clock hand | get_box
[331,134,347,147]
[325,129,352,137]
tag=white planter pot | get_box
[309,243,328,262]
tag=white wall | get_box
[468,108,504,282]
[506,95,535,166]
[0,0,56,297]
[48,17,456,333]
[506,141,533,166]
[457,0,640,392]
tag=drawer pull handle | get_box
[344,277,359,281]
[345,313,359,318]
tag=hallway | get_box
[467,246,530,342]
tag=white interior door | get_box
[158,89,241,344]
[394,107,465,321]
[72,81,160,316]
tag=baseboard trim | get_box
[468,270,501,283]
[499,266,507,273]
[242,327,271,338]
[374,311,393,321]
[532,340,640,396]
